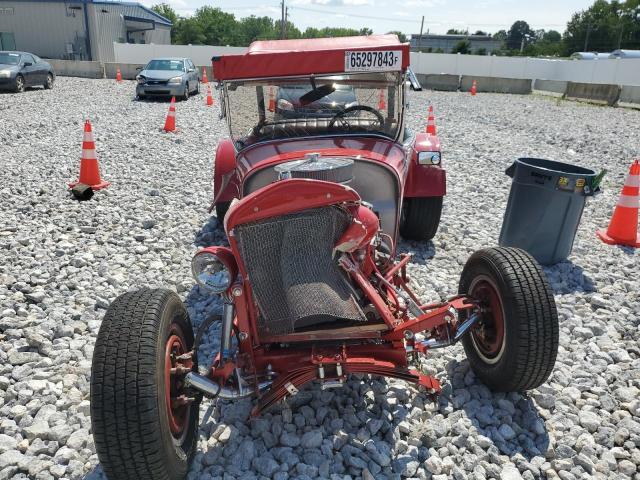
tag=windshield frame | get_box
[220,71,406,151]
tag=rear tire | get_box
[14,75,25,93]
[399,196,443,241]
[458,247,559,392]
[216,202,230,222]
[44,73,54,90]
[91,288,199,480]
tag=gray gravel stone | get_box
[1,77,639,480]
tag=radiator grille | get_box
[235,207,366,336]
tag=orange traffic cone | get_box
[69,120,110,190]
[206,84,214,106]
[268,87,276,112]
[426,105,436,135]
[202,68,208,84]
[163,97,177,132]
[597,160,640,247]
[116,67,122,83]
[471,79,477,96]
[377,89,386,110]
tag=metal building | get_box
[0,0,171,62]
[410,34,503,54]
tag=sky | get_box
[138,0,596,35]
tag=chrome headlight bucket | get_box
[418,151,441,165]
[191,247,237,294]
[136,75,146,85]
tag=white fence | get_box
[113,43,246,66]
[113,43,640,86]
[409,52,640,86]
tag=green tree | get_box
[174,18,206,45]
[387,31,407,43]
[151,4,178,42]
[473,30,488,36]
[474,47,487,55]
[193,7,239,45]
[302,27,362,38]
[506,20,534,50]
[359,27,373,36]
[543,30,562,42]
[238,16,277,44]
[563,0,640,54]
[447,28,468,35]
[452,40,472,54]
[493,30,507,41]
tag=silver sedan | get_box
[136,57,199,101]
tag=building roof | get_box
[213,35,410,81]
[7,0,172,26]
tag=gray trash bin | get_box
[499,158,598,265]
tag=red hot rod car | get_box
[90,35,559,480]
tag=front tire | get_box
[14,75,25,93]
[181,85,189,101]
[399,196,443,241]
[91,289,199,480]
[44,73,54,90]
[458,247,559,392]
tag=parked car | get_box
[136,57,199,100]
[90,35,559,479]
[0,51,55,92]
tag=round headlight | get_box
[417,151,441,165]
[192,253,231,293]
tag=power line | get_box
[289,5,567,30]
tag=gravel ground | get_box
[0,77,639,480]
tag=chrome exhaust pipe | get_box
[220,300,234,361]
[454,313,480,341]
[185,372,273,400]
[184,372,221,398]
[419,313,480,350]
[218,381,273,400]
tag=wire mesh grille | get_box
[235,207,366,336]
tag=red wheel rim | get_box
[470,278,505,363]
[164,325,189,438]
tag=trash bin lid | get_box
[516,158,596,177]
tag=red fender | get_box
[213,139,240,206]
[404,132,446,198]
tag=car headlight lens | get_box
[418,151,441,165]
[167,76,183,84]
[192,252,231,293]
[136,75,146,84]
[0,70,11,78]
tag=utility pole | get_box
[417,15,424,51]
[281,1,285,40]
[617,24,624,50]
[285,7,289,39]
[584,24,591,51]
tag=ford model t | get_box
[90,35,559,479]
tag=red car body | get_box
[201,35,453,413]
